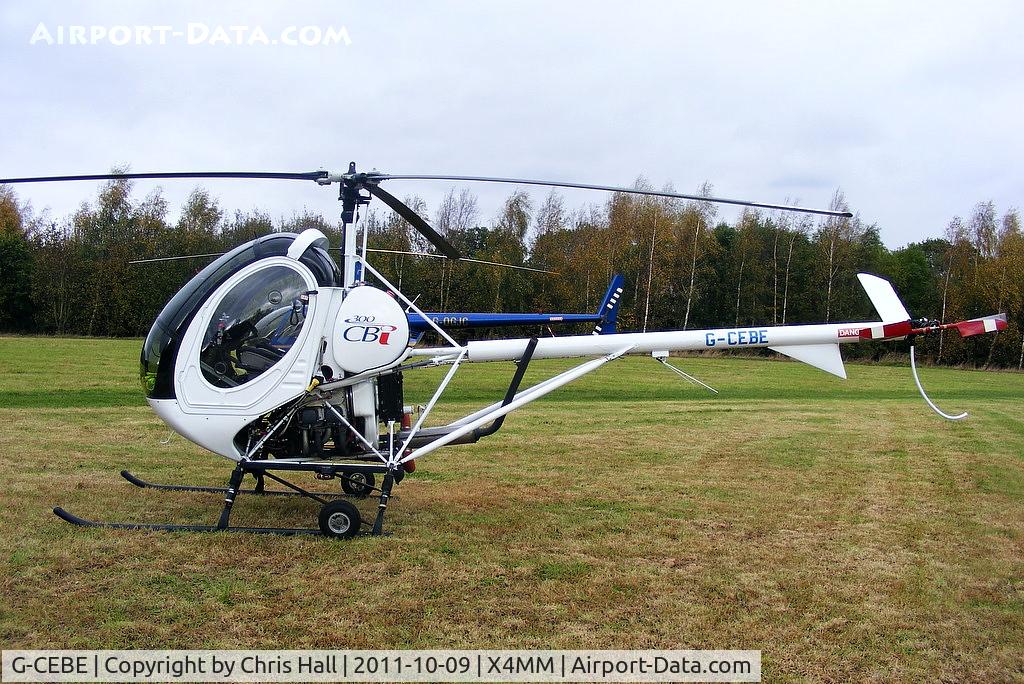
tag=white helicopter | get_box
[2,165,1007,538]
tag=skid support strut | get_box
[372,470,397,536]
[216,465,246,530]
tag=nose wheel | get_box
[318,499,362,539]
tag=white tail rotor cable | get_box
[910,345,968,421]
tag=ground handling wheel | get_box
[340,471,375,497]
[318,500,361,539]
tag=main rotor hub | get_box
[333,162,385,223]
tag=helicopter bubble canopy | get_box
[140,230,340,401]
[332,286,411,374]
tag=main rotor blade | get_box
[128,252,225,264]
[460,255,557,275]
[0,171,328,184]
[366,248,557,274]
[364,185,462,259]
[373,173,852,218]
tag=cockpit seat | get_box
[237,345,285,374]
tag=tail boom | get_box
[412,320,878,366]
[410,272,1006,380]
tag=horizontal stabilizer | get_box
[769,344,847,379]
[858,273,910,323]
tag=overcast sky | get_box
[1,0,1021,247]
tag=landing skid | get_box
[53,461,398,539]
[119,470,347,498]
[53,507,321,536]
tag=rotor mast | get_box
[330,162,372,286]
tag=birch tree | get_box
[813,189,856,323]
[681,181,717,330]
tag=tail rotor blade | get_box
[365,185,461,260]
[954,313,1008,338]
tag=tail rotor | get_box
[904,313,1007,421]
[857,273,1007,421]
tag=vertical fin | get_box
[857,273,910,323]
[594,274,624,335]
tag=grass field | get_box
[1,336,1022,682]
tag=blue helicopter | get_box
[408,274,624,340]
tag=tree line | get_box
[0,177,1021,369]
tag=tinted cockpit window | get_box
[200,265,309,388]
